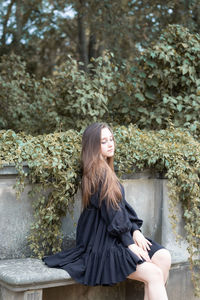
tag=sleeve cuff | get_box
[131,223,141,233]
[120,231,134,247]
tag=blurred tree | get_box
[0,0,77,77]
[0,0,199,77]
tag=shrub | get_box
[1,25,200,138]
[0,55,58,134]
[0,53,118,134]
[115,25,200,136]
[52,54,117,130]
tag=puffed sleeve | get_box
[90,183,143,247]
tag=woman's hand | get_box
[133,230,152,252]
[128,244,151,262]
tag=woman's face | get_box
[100,127,115,159]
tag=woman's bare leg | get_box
[151,249,171,283]
[144,284,149,300]
[127,262,168,300]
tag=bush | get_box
[0,53,118,134]
[0,25,200,138]
[53,54,117,130]
[113,25,200,135]
[0,55,58,134]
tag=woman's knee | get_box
[148,264,164,283]
[128,262,164,284]
[151,249,171,268]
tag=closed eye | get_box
[101,137,114,144]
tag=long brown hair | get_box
[81,122,122,208]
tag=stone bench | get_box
[0,258,75,300]
[0,259,198,300]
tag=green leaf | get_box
[135,93,145,101]
[145,90,155,100]
[177,104,183,112]
[146,78,159,87]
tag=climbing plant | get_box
[0,125,199,295]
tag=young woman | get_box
[43,123,171,300]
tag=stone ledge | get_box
[0,164,29,176]
[0,258,75,292]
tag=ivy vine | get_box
[0,125,199,296]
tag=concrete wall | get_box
[0,166,33,259]
[43,282,126,300]
[0,167,199,299]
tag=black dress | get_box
[43,183,163,286]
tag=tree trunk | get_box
[13,0,23,52]
[77,0,88,72]
[88,32,97,61]
[192,1,200,31]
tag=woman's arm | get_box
[90,187,135,247]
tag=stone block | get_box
[125,280,144,300]
[166,263,200,300]
[0,170,81,259]
[43,282,125,300]
[162,180,189,263]
[0,288,42,300]
[0,177,34,259]
[123,178,163,242]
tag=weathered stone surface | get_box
[0,178,34,259]
[166,263,200,300]
[125,280,144,300]
[0,287,43,300]
[123,178,163,242]
[0,287,25,300]
[0,169,81,259]
[43,282,126,300]
[162,180,189,263]
[0,259,71,288]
